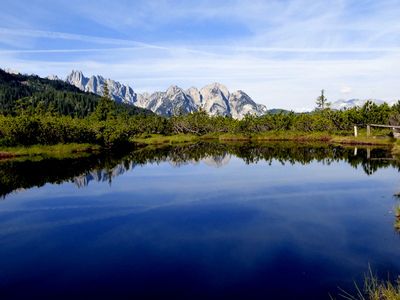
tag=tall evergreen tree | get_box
[94,82,116,121]
[316,89,330,110]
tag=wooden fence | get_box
[354,124,400,138]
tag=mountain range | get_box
[65,70,267,119]
[5,68,397,114]
[330,99,388,110]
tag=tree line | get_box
[1,67,400,148]
[1,94,400,148]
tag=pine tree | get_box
[316,89,330,110]
[94,82,116,121]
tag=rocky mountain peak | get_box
[4,68,20,75]
[46,74,61,81]
[65,71,136,104]
[166,85,184,96]
[186,87,202,107]
[67,70,84,80]
[66,70,88,90]
[64,70,267,119]
[201,82,230,98]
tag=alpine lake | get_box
[1,141,400,299]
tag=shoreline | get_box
[131,132,395,146]
[1,132,397,160]
[0,143,101,161]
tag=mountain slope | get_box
[66,71,137,104]
[136,85,198,116]
[66,71,267,119]
[0,68,151,117]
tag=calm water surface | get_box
[1,142,400,299]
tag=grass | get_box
[335,267,400,300]
[5,131,392,158]
[391,140,400,156]
[0,143,100,160]
[331,135,394,146]
[130,134,199,145]
[199,131,331,142]
[129,131,397,148]
[253,131,332,142]
[217,130,394,145]
[214,130,394,145]
[330,129,394,146]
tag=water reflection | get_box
[0,142,398,198]
[1,142,400,299]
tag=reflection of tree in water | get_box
[0,152,131,198]
[1,142,398,198]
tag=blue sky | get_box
[0,0,399,110]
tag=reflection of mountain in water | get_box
[1,142,399,198]
[72,154,231,187]
[203,154,231,168]
[168,159,199,168]
[73,163,135,188]
[167,153,231,168]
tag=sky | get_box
[0,0,399,110]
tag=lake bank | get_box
[131,131,397,148]
[1,131,398,161]
[0,143,101,160]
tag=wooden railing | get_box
[354,124,400,137]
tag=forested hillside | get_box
[0,69,152,117]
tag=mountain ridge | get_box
[330,98,393,110]
[0,68,151,117]
[65,70,267,119]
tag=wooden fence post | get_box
[354,126,358,137]
[367,125,371,137]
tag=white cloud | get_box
[1,0,400,110]
[2,46,399,110]
[340,86,352,94]
[0,27,163,49]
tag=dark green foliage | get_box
[1,100,398,148]
[171,110,216,134]
[164,103,397,135]
[389,101,400,126]
[0,69,97,116]
[0,114,97,146]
